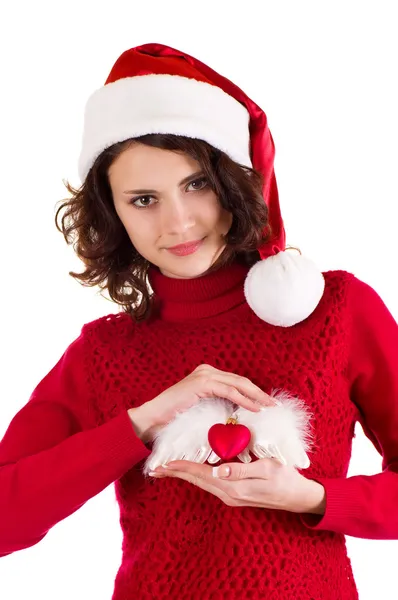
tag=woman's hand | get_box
[128,364,275,442]
[149,458,326,515]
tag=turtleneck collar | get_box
[148,261,250,322]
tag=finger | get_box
[203,372,273,409]
[218,372,275,407]
[208,383,262,412]
[237,449,252,463]
[145,453,167,471]
[212,458,275,480]
[162,461,215,482]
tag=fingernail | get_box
[213,465,231,478]
[161,463,169,468]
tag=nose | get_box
[160,193,195,235]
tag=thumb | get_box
[212,458,276,480]
[212,462,252,480]
[212,464,233,479]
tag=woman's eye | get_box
[187,177,208,192]
[131,196,156,208]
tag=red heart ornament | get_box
[208,421,251,461]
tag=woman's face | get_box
[109,143,233,279]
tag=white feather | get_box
[143,397,234,475]
[235,389,313,468]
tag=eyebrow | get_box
[122,170,204,195]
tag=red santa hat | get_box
[78,43,325,327]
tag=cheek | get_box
[198,195,232,231]
[119,213,157,252]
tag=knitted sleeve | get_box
[300,276,398,539]
[0,326,150,556]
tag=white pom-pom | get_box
[244,250,325,327]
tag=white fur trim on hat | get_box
[244,251,325,327]
[78,74,252,181]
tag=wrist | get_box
[128,404,155,443]
[298,478,326,515]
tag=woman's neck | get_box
[148,261,251,322]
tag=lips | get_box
[166,239,204,256]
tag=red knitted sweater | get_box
[1,262,398,599]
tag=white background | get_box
[0,1,397,598]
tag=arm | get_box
[300,276,398,539]
[0,330,150,557]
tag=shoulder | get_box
[322,268,371,289]
[308,269,396,335]
[322,268,381,304]
[317,269,358,317]
[322,268,356,299]
[38,313,136,374]
[80,311,137,347]
[323,269,396,327]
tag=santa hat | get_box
[78,43,325,327]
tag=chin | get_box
[159,255,217,280]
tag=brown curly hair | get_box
[55,134,272,321]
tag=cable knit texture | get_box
[1,262,398,599]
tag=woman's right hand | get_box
[128,364,275,442]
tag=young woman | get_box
[1,43,397,599]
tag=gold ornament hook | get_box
[285,246,302,255]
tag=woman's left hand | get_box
[150,458,326,515]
